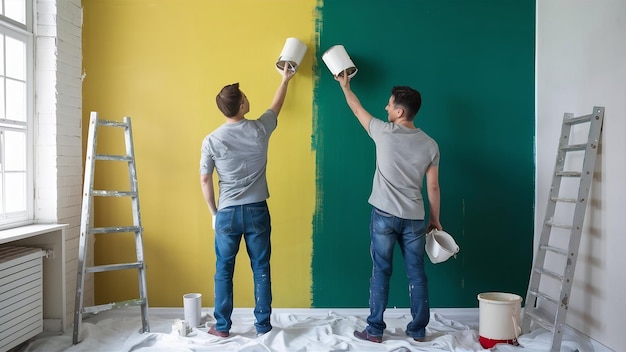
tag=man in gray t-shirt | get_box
[199,64,295,337]
[334,70,442,343]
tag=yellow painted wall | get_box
[82,0,317,308]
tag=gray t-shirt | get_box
[367,118,439,220]
[199,109,277,209]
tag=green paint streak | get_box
[312,0,535,308]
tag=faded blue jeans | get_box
[213,201,272,334]
[365,207,429,339]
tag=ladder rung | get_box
[550,196,577,203]
[86,262,143,273]
[83,298,146,315]
[534,267,564,281]
[560,143,587,152]
[524,309,555,332]
[90,226,142,234]
[95,154,133,162]
[539,244,568,256]
[545,221,572,230]
[98,119,129,128]
[529,289,559,305]
[555,171,581,177]
[563,113,592,125]
[92,190,137,197]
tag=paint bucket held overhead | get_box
[425,229,459,263]
[477,292,522,348]
[322,45,358,78]
[276,37,307,73]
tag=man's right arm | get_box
[200,173,217,216]
[335,70,374,133]
[200,173,217,230]
[269,63,296,116]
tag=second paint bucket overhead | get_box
[276,37,307,73]
[322,45,358,78]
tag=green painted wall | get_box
[312,0,535,308]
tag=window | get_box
[0,0,33,228]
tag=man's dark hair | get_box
[391,86,422,120]
[216,83,243,117]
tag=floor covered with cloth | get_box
[15,308,611,352]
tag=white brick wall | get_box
[35,0,87,330]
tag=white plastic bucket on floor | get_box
[322,45,358,78]
[477,292,522,348]
[276,37,307,73]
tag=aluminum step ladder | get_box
[73,112,150,344]
[521,106,604,352]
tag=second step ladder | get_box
[521,106,604,352]
[73,112,150,344]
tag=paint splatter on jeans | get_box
[366,207,429,339]
[214,201,272,334]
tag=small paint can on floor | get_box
[172,319,191,337]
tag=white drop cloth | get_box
[18,309,608,352]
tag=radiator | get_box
[0,246,45,352]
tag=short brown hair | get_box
[216,83,242,117]
[391,86,421,120]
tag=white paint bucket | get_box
[425,229,459,263]
[183,293,202,327]
[276,37,307,73]
[321,45,358,78]
[477,292,522,348]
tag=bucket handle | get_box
[511,315,521,346]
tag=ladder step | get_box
[90,226,141,234]
[539,244,568,256]
[98,119,130,128]
[534,267,564,281]
[92,190,138,197]
[545,221,572,230]
[83,298,146,315]
[86,262,144,273]
[529,289,559,306]
[550,196,577,203]
[524,308,555,332]
[95,154,133,162]
[560,143,587,152]
[555,171,581,177]
[563,113,592,125]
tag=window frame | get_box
[0,1,34,230]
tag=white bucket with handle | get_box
[276,37,307,73]
[425,229,459,263]
[477,292,522,348]
[322,45,358,78]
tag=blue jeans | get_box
[365,207,429,339]
[213,201,272,334]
